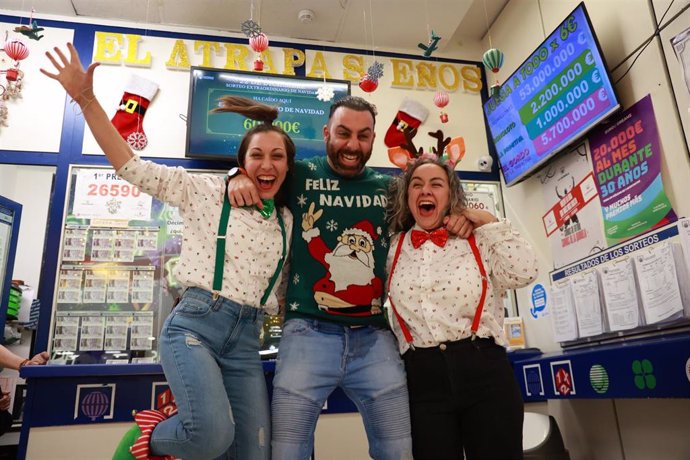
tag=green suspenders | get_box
[213,181,286,305]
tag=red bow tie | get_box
[410,228,449,249]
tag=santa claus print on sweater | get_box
[301,202,383,316]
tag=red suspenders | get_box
[387,232,489,346]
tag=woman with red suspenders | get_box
[385,147,538,460]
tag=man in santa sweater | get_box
[228,96,472,460]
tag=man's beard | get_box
[324,244,376,291]
[326,141,371,176]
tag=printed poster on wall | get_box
[588,94,676,246]
[538,143,606,269]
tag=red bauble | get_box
[359,76,378,93]
[5,68,19,81]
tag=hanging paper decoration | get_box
[13,8,44,41]
[249,33,269,71]
[433,91,450,123]
[4,39,30,82]
[4,39,30,62]
[317,84,335,102]
[482,48,504,73]
[482,48,505,97]
[241,19,262,38]
[359,61,384,93]
[0,100,8,128]
[418,31,441,57]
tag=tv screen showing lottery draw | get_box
[483,3,619,186]
[186,68,351,160]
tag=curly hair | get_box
[211,96,296,206]
[386,158,467,234]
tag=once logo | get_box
[589,364,609,394]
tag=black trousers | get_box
[403,337,524,460]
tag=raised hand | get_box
[40,43,100,105]
[41,43,133,170]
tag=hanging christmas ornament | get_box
[482,48,504,73]
[359,61,384,93]
[241,19,262,38]
[3,39,30,82]
[0,100,8,128]
[433,91,450,123]
[358,75,377,92]
[4,39,30,62]
[14,8,45,41]
[482,48,504,97]
[316,84,335,102]
[418,30,441,57]
[249,33,269,71]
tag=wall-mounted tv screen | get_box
[483,2,619,186]
[186,68,350,160]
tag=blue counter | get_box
[512,330,690,401]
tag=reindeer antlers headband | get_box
[388,128,466,171]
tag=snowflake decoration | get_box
[380,237,388,248]
[374,173,385,180]
[326,220,339,232]
[376,226,383,236]
[316,84,335,102]
[127,132,148,150]
[297,194,307,207]
[308,162,317,171]
[289,301,300,311]
[292,273,300,285]
[241,19,262,37]
[367,61,384,81]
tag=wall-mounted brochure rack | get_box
[548,218,690,347]
[512,219,690,401]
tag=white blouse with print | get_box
[386,219,538,354]
[117,155,292,314]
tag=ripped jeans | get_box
[271,319,413,460]
[151,287,270,460]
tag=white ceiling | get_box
[0,0,508,53]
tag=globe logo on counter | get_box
[81,390,110,421]
[589,364,609,394]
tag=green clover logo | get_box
[632,359,656,390]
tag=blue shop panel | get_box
[23,361,357,427]
[513,332,690,401]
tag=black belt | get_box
[413,336,496,352]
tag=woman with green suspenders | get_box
[42,44,294,460]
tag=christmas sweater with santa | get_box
[285,157,391,328]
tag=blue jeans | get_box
[271,319,412,460]
[150,287,270,460]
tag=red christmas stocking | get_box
[111,74,159,151]
[384,99,429,148]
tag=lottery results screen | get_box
[484,2,619,186]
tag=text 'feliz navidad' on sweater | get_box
[386,219,538,354]
[117,155,293,314]
[285,157,392,328]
